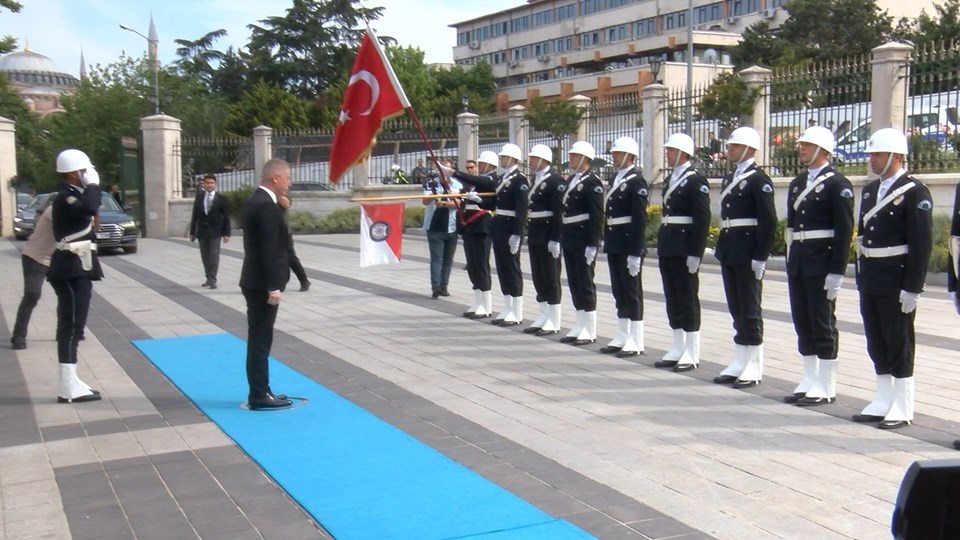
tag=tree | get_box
[245,0,387,99]
[223,81,310,135]
[896,0,960,46]
[731,21,786,69]
[697,72,761,136]
[524,96,583,160]
[386,45,433,116]
[0,0,23,54]
[430,61,497,119]
[174,29,228,91]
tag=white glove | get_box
[686,256,701,274]
[751,259,766,280]
[438,164,455,178]
[585,246,597,265]
[952,291,960,316]
[548,241,560,259]
[82,167,100,186]
[899,290,919,314]
[509,235,521,255]
[627,255,641,277]
[462,191,482,203]
[824,273,844,300]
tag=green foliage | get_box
[895,0,960,46]
[0,73,50,189]
[173,29,228,91]
[286,210,325,232]
[315,207,361,233]
[404,205,425,228]
[223,82,310,135]
[525,96,584,150]
[0,0,21,55]
[223,185,253,226]
[909,134,947,172]
[697,72,760,134]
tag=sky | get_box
[0,0,518,77]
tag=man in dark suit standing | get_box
[240,159,292,410]
[190,174,231,289]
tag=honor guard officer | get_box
[523,144,565,335]
[712,127,777,388]
[48,149,104,403]
[457,154,497,319]
[600,136,648,358]
[784,126,855,406]
[852,129,932,429]
[559,141,604,345]
[448,144,529,325]
[653,133,711,372]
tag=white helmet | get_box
[478,150,499,167]
[664,133,695,156]
[797,126,835,154]
[499,143,522,161]
[865,128,908,155]
[529,144,553,162]
[569,140,596,160]
[56,149,93,173]
[610,136,639,157]
[727,127,761,150]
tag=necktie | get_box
[205,192,212,215]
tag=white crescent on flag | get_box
[348,70,380,116]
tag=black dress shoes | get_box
[462,311,475,318]
[616,350,640,358]
[852,414,884,423]
[491,318,505,326]
[573,338,595,346]
[248,393,292,410]
[209,283,217,289]
[713,375,737,384]
[599,345,622,354]
[535,328,557,336]
[795,396,835,406]
[559,335,577,343]
[431,287,441,299]
[201,280,211,288]
[733,379,760,389]
[878,420,909,430]
[11,336,26,350]
[468,312,490,319]
[500,321,520,327]
[953,440,960,450]
[438,287,450,297]
[654,359,678,368]
[673,364,696,373]
[782,393,805,404]
[300,281,311,292]
[522,326,542,334]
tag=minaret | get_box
[148,15,158,69]
[79,49,87,80]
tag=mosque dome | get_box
[0,48,79,89]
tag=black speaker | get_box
[891,458,960,539]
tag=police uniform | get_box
[601,165,648,357]
[713,159,777,386]
[854,168,931,427]
[785,164,854,405]
[559,167,604,344]
[48,182,104,399]
[949,183,960,299]
[654,161,711,370]
[525,167,565,334]
[458,173,496,318]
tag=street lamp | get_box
[461,94,470,113]
[648,57,663,84]
[119,23,160,115]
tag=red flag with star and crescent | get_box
[329,27,411,184]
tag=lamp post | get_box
[461,94,470,113]
[648,57,663,84]
[119,23,160,115]
[685,0,694,134]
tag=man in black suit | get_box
[189,174,231,289]
[240,159,292,410]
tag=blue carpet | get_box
[133,333,594,540]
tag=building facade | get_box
[0,47,82,116]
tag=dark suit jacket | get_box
[239,188,290,292]
[47,183,104,281]
[190,191,231,239]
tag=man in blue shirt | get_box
[423,159,462,298]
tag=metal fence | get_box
[906,41,960,172]
[663,84,725,179]
[176,135,254,198]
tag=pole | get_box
[685,0,694,134]
[152,59,160,115]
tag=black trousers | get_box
[13,255,48,339]
[491,232,523,296]
[562,246,596,311]
[463,233,492,291]
[50,277,92,364]
[608,253,643,320]
[243,288,280,399]
[290,249,308,285]
[860,293,915,377]
[659,256,700,331]
[528,243,561,304]
[198,234,221,282]
[721,263,763,345]
[787,274,839,359]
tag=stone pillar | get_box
[642,83,667,184]
[0,116,16,237]
[253,125,272,177]
[569,94,592,147]
[508,105,528,155]
[458,112,479,165]
[739,65,773,167]
[352,161,372,188]
[140,114,181,238]
[871,42,914,132]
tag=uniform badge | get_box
[840,188,853,199]
[620,183,627,192]
[815,184,825,193]
[639,188,648,197]
[577,184,583,191]
[863,191,871,200]
[594,185,603,194]
[894,196,903,206]
[792,185,798,193]
[762,184,773,193]
[558,184,566,192]
[680,179,688,187]
[66,195,78,205]
[739,180,747,190]
[918,200,932,211]
[503,180,511,189]
[699,185,709,194]
[520,183,528,191]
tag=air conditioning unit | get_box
[762,7,776,18]
[537,55,551,62]
[469,40,481,49]
[726,16,737,24]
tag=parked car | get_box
[13,192,139,253]
[16,192,33,210]
[834,107,959,164]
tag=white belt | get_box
[464,204,481,211]
[661,216,693,225]
[563,213,589,224]
[56,239,95,271]
[793,229,834,241]
[607,216,632,226]
[859,244,908,259]
[529,210,553,219]
[720,218,758,229]
[496,209,516,217]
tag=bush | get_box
[224,186,254,227]
[316,207,361,234]
[404,206,425,228]
[286,210,324,233]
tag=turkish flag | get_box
[330,27,410,184]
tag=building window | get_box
[511,46,529,61]
[633,17,656,37]
[554,37,572,53]
[694,2,723,24]
[555,3,576,21]
[458,31,470,46]
[533,41,551,56]
[580,0,601,16]
[608,0,629,7]
[532,9,552,27]
[577,30,600,49]
[606,24,627,43]
[510,15,529,33]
